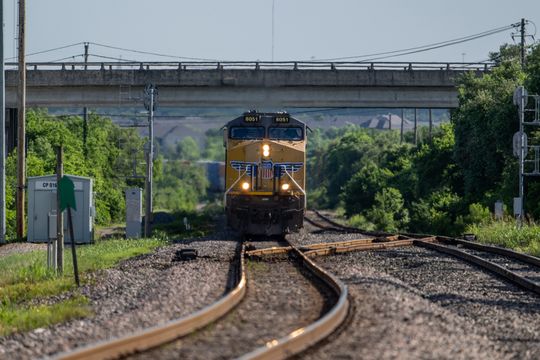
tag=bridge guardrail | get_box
[4,61,494,72]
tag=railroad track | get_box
[55,237,349,360]
[416,236,540,295]
[305,210,395,238]
[56,243,247,360]
[303,210,359,234]
[285,209,540,297]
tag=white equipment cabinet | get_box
[27,174,94,243]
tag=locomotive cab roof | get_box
[225,111,306,129]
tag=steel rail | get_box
[239,243,349,360]
[303,215,348,233]
[310,209,435,240]
[415,240,540,296]
[55,244,247,360]
[311,210,394,237]
[438,237,540,268]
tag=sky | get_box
[3,0,540,64]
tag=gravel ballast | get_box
[0,237,238,360]
[131,253,334,360]
[301,246,540,360]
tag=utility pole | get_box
[0,0,5,243]
[56,146,64,273]
[271,0,275,61]
[513,18,533,69]
[520,18,526,68]
[84,42,89,67]
[16,0,25,240]
[144,85,156,237]
[83,43,89,158]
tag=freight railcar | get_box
[224,111,306,236]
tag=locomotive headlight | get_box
[281,183,290,191]
[241,182,250,190]
[262,144,270,157]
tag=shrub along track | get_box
[55,237,349,360]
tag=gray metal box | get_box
[27,174,94,243]
[125,188,142,238]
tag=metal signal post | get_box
[513,86,540,226]
[512,86,527,225]
[0,0,5,243]
[16,0,26,240]
[144,85,157,237]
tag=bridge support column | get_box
[414,109,418,146]
[400,108,404,144]
[83,107,88,158]
[429,108,433,142]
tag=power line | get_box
[88,53,138,62]
[50,54,84,63]
[89,42,223,62]
[362,27,516,62]
[313,23,518,62]
[6,41,84,60]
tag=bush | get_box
[409,188,463,235]
[348,214,376,231]
[467,220,540,256]
[363,188,409,233]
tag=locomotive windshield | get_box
[268,127,303,141]
[230,126,265,140]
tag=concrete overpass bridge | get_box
[4,61,491,109]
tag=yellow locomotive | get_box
[224,111,306,236]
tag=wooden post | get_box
[56,146,64,273]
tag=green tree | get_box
[154,157,208,212]
[341,161,393,216]
[175,136,200,161]
[5,110,147,239]
[365,187,409,232]
[452,60,524,204]
[409,188,463,235]
[202,128,225,161]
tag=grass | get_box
[152,207,218,238]
[0,236,169,335]
[0,208,216,336]
[466,220,540,257]
[0,295,91,336]
[246,259,268,273]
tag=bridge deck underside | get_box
[5,69,469,108]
